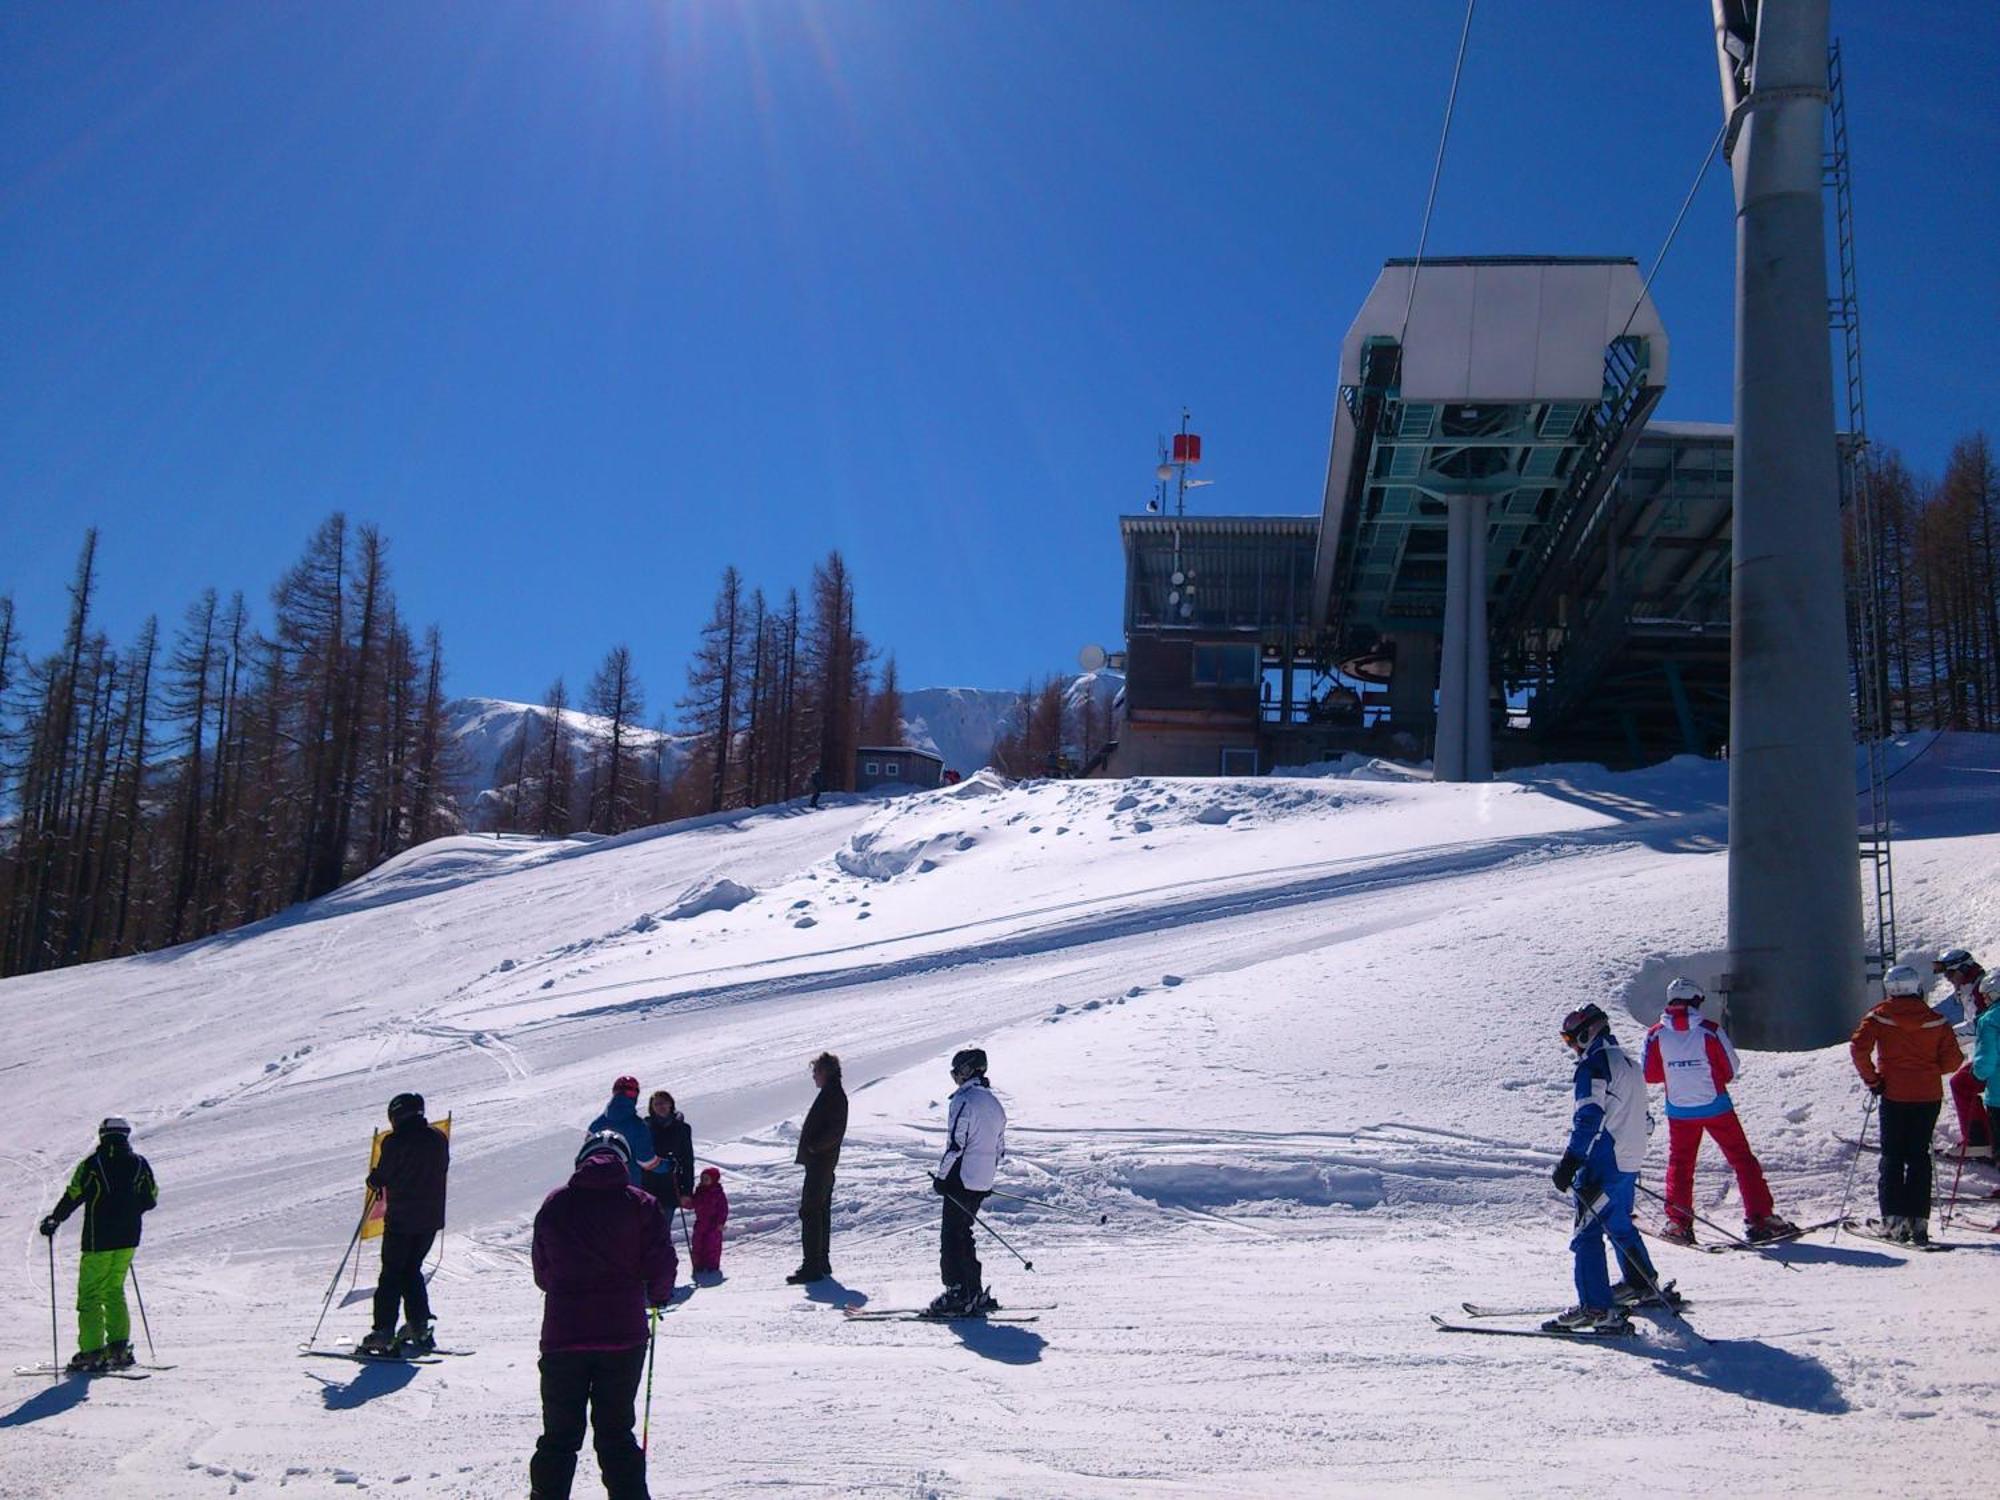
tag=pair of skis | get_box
[842,1303,1050,1325]
[1432,1287,1691,1342]
[299,1338,476,1366]
[1644,1216,1840,1255]
[12,1361,172,1380]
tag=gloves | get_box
[931,1176,947,1196]
[1552,1153,1584,1194]
[1867,1078,1885,1097]
[38,1215,58,1238]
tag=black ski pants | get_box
[1878,1097,1942,1219]
[530,1345,650,1500]
[372,1229,434,1335]
[939,1172,989,1293]
[799,1164,835,1275]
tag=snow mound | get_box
[1109,1159,1386,1210]
[662,877,758,921]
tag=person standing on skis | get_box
[361,1092,449,1357]
[1547,1004,1661,1334]
[589,1077,665,1190]
[643,1091,696,1213]
[928,1047,1008,1319]
[1849,964,1965,1245]
[1934,949,1993,1159]
[1642,977,1798,1244]
[40,1116,158,1372]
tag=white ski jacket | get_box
[936,1080,1007,1192]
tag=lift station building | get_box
[1105,256,1738,780]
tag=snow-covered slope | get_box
[2,736,1997,1497]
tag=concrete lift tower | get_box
[1714,0,1865,1047]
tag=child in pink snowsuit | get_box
[690,1167,728,1274]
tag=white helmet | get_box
[1979,971,1999,1000]
[1665,977,1705,1006]
[1883,964,1925,998]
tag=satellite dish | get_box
[1156,463,1173,482]
[1171,570,1185,585]
[1078,644,1108,672]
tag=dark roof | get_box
[1381,255,1639,268]
[855,746,945,764]
[1119,515,1318,540]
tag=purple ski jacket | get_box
[532,1151,676,1353]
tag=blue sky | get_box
[3,2,1995,705]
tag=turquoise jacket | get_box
[1974,1004,2000,1109]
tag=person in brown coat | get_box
[1850,964,1966,1244]
[789,1052,847,1285]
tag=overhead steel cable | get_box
[1396,0,1478,360]
[1620,117,1730,339]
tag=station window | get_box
[864,761,880,776]
[1220,747,1259,776]
[886,761,901,778]
[1192,643,1259,688]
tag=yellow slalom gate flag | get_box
[360,1113,452,1241]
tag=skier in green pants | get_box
[40,1116,158,1373]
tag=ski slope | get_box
[2,735,1997,1498]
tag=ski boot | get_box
[65,1347,107,1374]
[1611,1279,1682,1312]
[964,1287,1001,1316]
[1744,1214,1800,1242]
[924,1285,972,1319]
[102,1340,136,1370]
[1882,1215,1912,1244]
[1654,1221,1696,1247]
[785,1266,820,1286]
[1908,1217,1932,1246]
[357,1328,400,1358]
[1541,1305,1630,1335]
[396,1321,436,1355]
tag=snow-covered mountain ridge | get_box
[1,734,1996,1496]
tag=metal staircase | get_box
[1826,38,1897,980]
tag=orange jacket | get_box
[1849,997,1965,1103]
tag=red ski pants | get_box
[1949,1066,1991,1150]
[1663,1111,1775,1227]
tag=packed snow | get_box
[2,734,1997,1498]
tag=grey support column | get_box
[1719,0,1865,1046]
[1435,500,1472,782]
[1387,631,1439,741]
[1465,495,1492,782]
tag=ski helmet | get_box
[1883,964,1925,998]
[387,1092,425,1123]
[612,1075,640,1098]
[1936,948,1976,974]
[1978,970,2000,1001]
[575,1129,631,1169]
[1559,1004,1609,1049]
[98,1116,131,1138]
[1664,977,1705,1007]
[950,1047,988,1081]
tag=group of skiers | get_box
[1546,948,1999,1334]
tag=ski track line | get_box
[501,821,1678,1040]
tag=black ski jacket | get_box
[796,1082,848,1173]
[644,1112,695,1204]
[48,1139,158,1253]
[367,1116,450,1233]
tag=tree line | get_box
[0,518,455,979]
[485,552,899,838]
[1849,433,2000,734]
[0,527,906,978]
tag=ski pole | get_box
[1570,1188,1708,1347]
[307,1189,375,1351]
[640,1308,660,1457]
[981,1186,1109,1224]
[678,1204,695,1268]
[1630,1182,1802,1274]
[48,1235,60,1383]
[1941,1142,1969,1230]
[1832,1093,1878,1245]
[128,1263,156,1363]
[943,1190,1035,1272]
